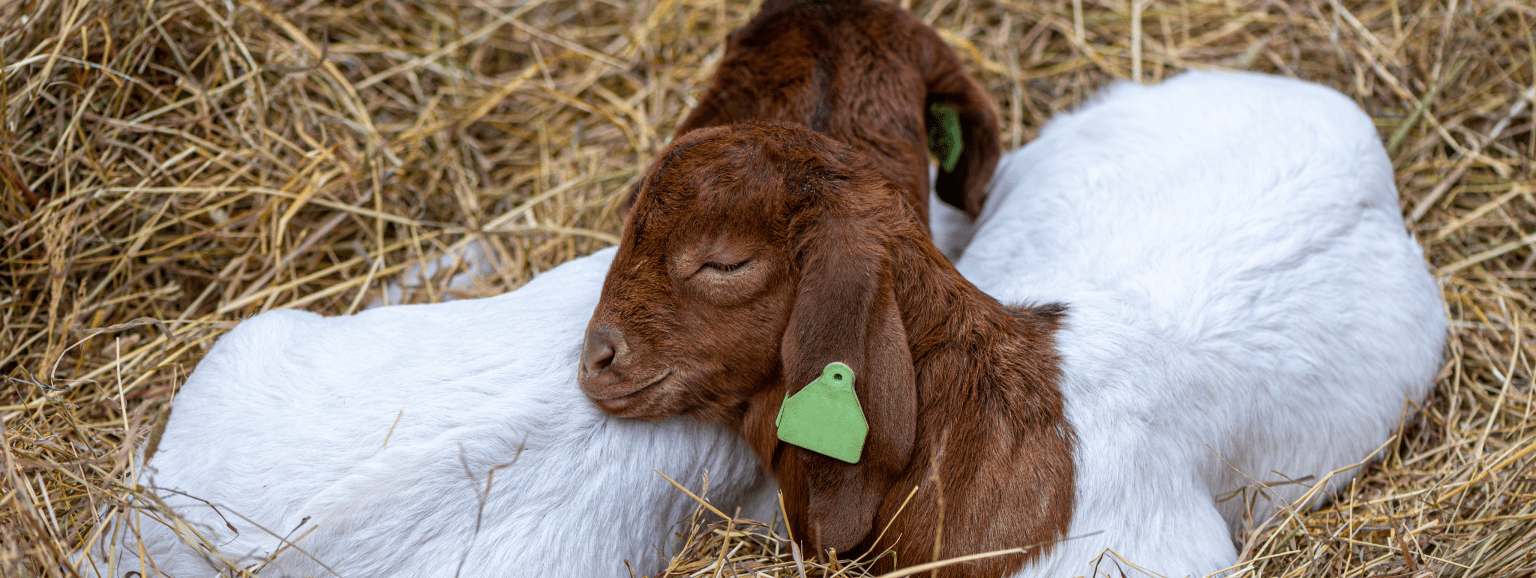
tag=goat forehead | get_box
[658,226,773,274]
[699,182,782,220]
[649,150,755,204]
[640,124,851,227]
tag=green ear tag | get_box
[927,102,963,174]
[774,362,867,464]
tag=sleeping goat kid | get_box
[82,249,777,578]
[576,71,1445,578]
[658,0,1000,228]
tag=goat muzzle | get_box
[577,324,664,406]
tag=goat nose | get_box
[580,326,626,376]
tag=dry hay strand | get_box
[0,0,1532,576]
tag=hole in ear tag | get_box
[774,362,867,464]
[927,102,962,174]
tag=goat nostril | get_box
[581,327,622,376]
[586,341,614,373]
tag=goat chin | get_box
[960,70,1445,577]
[79,248,778,578]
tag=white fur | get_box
[83,248,778,578]
[930,186,981,260]
[955,71,1445,577]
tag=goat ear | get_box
[777,215,917,553]
[924,57,1000,219]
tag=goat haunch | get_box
[579,122,1075,577]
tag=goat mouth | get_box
[588,367,675,401]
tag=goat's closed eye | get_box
[702,259,749,274]
[688,257,768,305]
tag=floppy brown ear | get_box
[924,46,1001,219]
[775,209,918,554]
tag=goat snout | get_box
[580,324,675,411]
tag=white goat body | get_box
[84,249,777,578]
[956,71,1445,576]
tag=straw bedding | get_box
[1,0,1532,576]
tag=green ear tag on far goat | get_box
[928,102,963,174]
[775,362,867,464]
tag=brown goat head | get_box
[631,0,1001,223]
[580,123,1075,577]
[581,122,920,552]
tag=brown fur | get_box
[632,0,1001,224]
[579,123,1074,577]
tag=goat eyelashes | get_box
[703,259,746,273]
